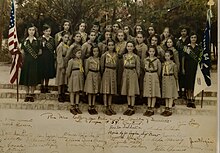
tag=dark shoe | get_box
[191,103,196,108]
[164,109,172,116]
[127,110,135,116]
[105,108,112,116]
[172,102,175,107]
[92,108,98,114]
[88,108,94,115]
[161,111,167,116]
[143,110,150,116]
[123,109,130,115]
[29,96,34,102]
[109,106,116,115]
[24,96,30,102]
[70,107,77,115]
[58,94,65,102]
[146,110,154,117]
[29,94,35,102]
[75,107,82,114]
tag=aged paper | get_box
[0,109,217,153]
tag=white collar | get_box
[26,37,37,40]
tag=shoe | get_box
[143,110,150,116]
[191,103,196,108]
[109,106,116,115]
[164,109,172,116]
[24,96,30,102]
[161,110,168,116]
[75,107,82,114]
[172,102,175,107]
[88,109,94,115]
[146,111,154,117]
[105,108,112,116]
[29,94,35,102]
[123,109,130,115]
[70,107,77,115]
[29,97,34,102]
[127,110,135,116]
[92,108,98,114]
[58,94,65,102]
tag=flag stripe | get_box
[8,0,22,84]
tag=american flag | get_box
[8,0,22,84]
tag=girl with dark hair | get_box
[56,31,70,102]
[54,19,72,46]
[122,41,140,116]
[100,39,118,115]
[161,50,178,116]
[143,45,161,116]
[19,23,41,102]
[98,30,112,55]
[183,32,202,108]
[65,31,82,64]
[66,48,84,115]
[160,27,173,51]
[112,23,121,41]
[146,25,156,45]
[77,21,87,44]
[165,37,180,72]
[176,26,190,99]
[84,46,101,115]
[81,30,97,60]
[150,34,165,63]
[38,24,56,93]
[123,25,134,41]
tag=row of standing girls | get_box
[19,20,202,117]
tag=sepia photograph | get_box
[0,0,218,152]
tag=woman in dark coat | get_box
[183,32,202,108]
[38,24,56,93]
[19,23,41,102]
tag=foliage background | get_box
[0,0,218,55]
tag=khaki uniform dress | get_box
[66,58,84,93]
[143,57,161,97]
[84,57,101,94]
[121,53,140,96]
[136,43,148,95]
[56,42,69,86]
[65,42,81,65]
[157,45,165,63]
[115,41,127,94]
[100,51,118,95]
[162,61,178,99]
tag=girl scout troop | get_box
[19,21,202,117]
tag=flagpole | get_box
[16,77,19,102]
[201,90,204,108]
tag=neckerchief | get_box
[106,53,116,64]
[124,53,133,66]
[146,58,157,70]
[162,61,171,75]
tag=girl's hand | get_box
[38,49,42,55]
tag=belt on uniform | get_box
[145,70,157,73]
[89,69,99,72]
[164,73,174,76]
[105,66,116,70]
[124,67,135,70]
[72,68,80,71]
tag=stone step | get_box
[0,99,217,116]
[0,89,217,106]
[0,84,58,91]
[0,86,217,98]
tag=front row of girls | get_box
[58,34,178,116]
